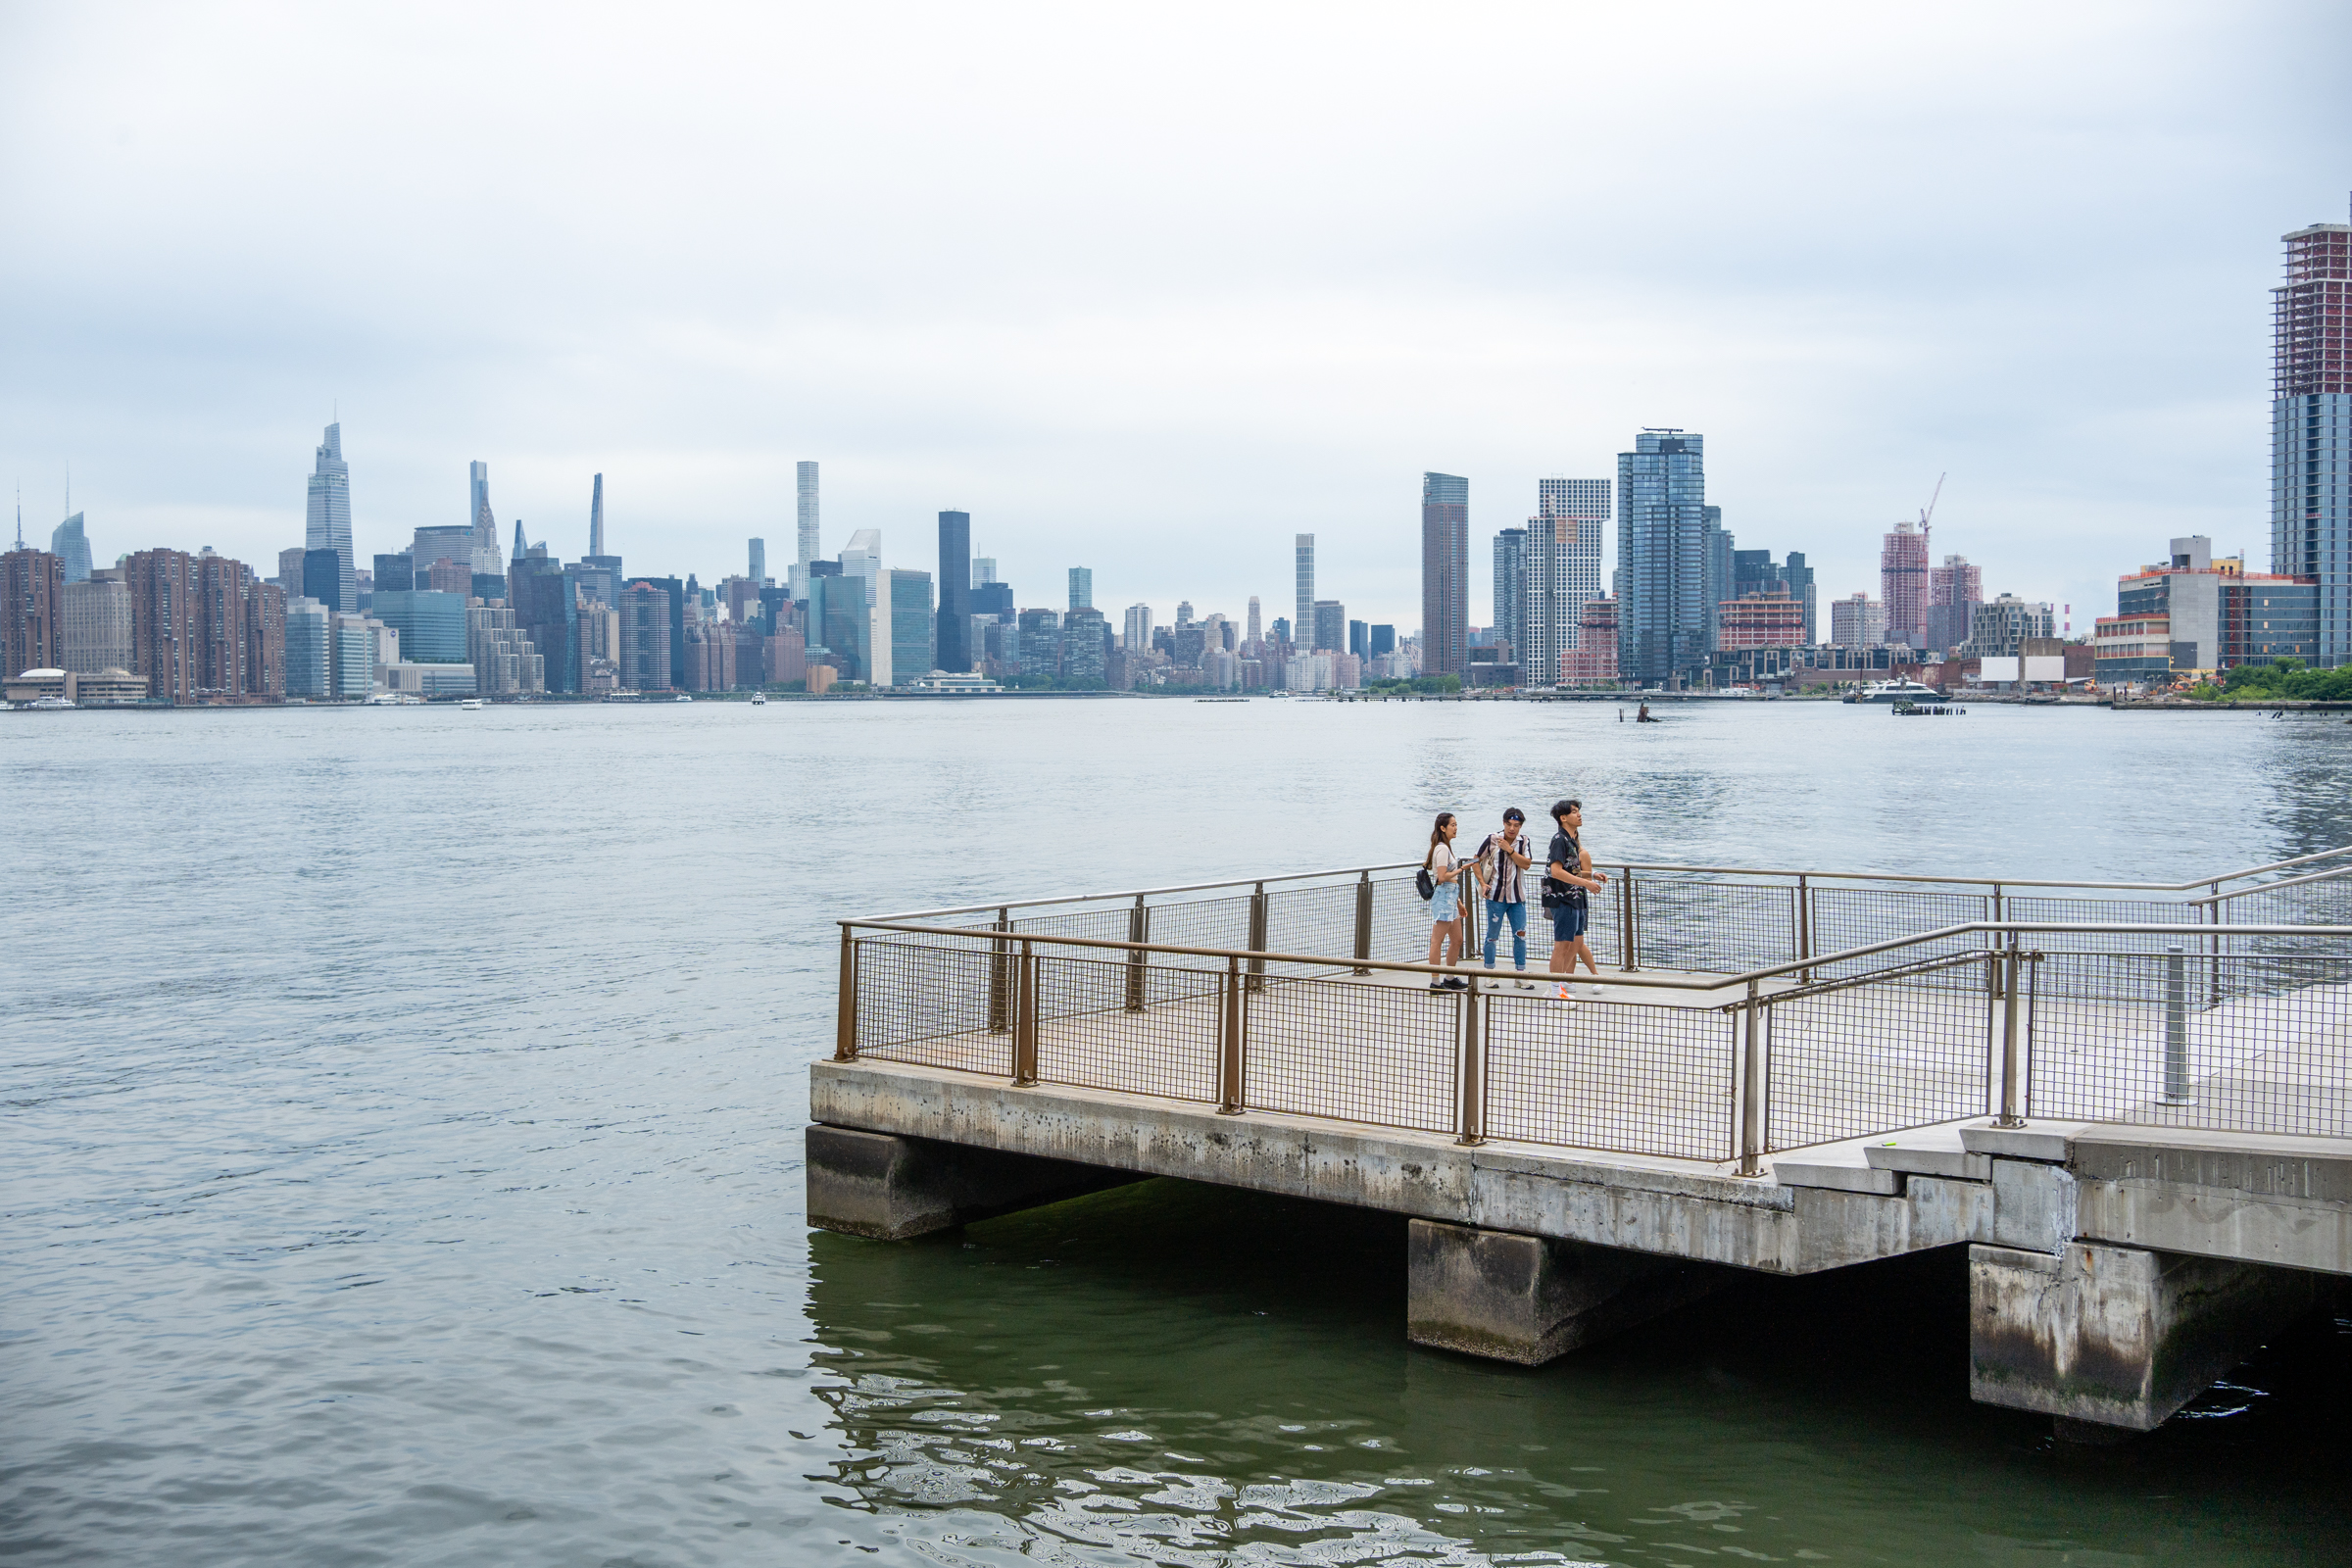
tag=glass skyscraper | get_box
[1616,432,1709,686]
[284,597,331,697]
[2273,214,2351,664]
[51,513,91,584]
[1420,474,1468,676]
[888,568,934,685]
[305,423,355,616]
[1493,527,1525,663]
[1294,534,1314,651]
[467,461,504,576]
[936,512,972,672]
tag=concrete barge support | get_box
[1406,1219,1723,1364]
[806,1125,1137,1240]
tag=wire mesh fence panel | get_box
[1484,995,1735,1161]
[2007,897,2202,955]
[1137,893,1257,955]
[1810,887,1991,977]
[1032,945,1225,1024]
[1031,953,1223,1103]
[852,936,1009,1075]
[1631,877,1799,974]
[1002,904,1135,945]
[2215,871,2352,963]
[2024,950,2352,1138]
[1373,873,1438,964]
[1761,957,1990,1151]
[1263,882,1363,974]
[1243,975,1459,1136]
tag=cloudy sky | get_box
[3,1,2347,634]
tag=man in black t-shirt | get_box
[1543,798,1609,998]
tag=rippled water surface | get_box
[6,698,2352,1565]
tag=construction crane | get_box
[1918,472,1946,560]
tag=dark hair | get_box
[1550,799,1581,822]
[1424,812,1455,867]
[1503,808,1525,822]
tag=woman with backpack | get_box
[1421,812,1468,991]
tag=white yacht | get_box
[1846,678,1942,705]
[750,690,767,706]
[460,698,484,710]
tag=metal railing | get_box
[871,845,2352,986]
[831,914,2352,1175]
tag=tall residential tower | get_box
[1294,534,1315,649]
[1420,473,1468,676]
[2274,207,2351,664]
[1615,432,1707,686]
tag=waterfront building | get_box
[331,612,378,699]
[1830,593,1888,650]
[1960,594,2056,659]
[284,597,330,697]
[1294,535,1315,661]
[577,600,620,691]
[1420,474,1468,677]
[193,552,262,698]
[1880,521,1929,649]
[765,623,807,686]
[1123,604,1152,654]
[248,580,285,698]
[2273,210,2351,664]
[508,546,575,694]
[1017,608,1062,678]
[1615,434,1708,686]
[2,548,63,678]
[889,568,935,685]
[51,514,90,584]
[1068,567,1093,611]
[1543,477,1610,660]
[2092,535,2319,685]
[1733,549,1816,646]
[630,576,687,682]
[302,547,342,612]
[936,511,972,672]
[62,572,131,674]
[122,548,200,703]
[1493,527,1525,667]
[306,423,356,614]
[682,621,737,692]
[620,582,673,690]
[1062,606,1107,685]
[1717,590,1805,651]
[1561,596,1619,685]
[1312,600,1346,657]
[466,461,504,576]
[1926,554,1984,656]
[368,589,468,664]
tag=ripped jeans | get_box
[1482,900,1528,970]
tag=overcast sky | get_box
[3,1,2348,634]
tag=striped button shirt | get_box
[1476,832,1532,904]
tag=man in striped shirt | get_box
[1473,808,1536,988]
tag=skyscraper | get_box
[2,547,63,678]
[749,538,766,584]
[1615,432,1707,686]
[1312,601,1346,657]
[1540,477,1609,656]
[973,557,998,585]
[467,461,505,576]
[306,423,355,615]
[1926,553,1983,654]
[1068,566,1093,610]
[2274,208,2352,664]
[1294,534,1315,652]
[1493,527,1526,662]
[1124,604,1153,653]
[1247,596,1260,643]
[796,462,821,601]
[937,511,972,672]
[51,514,90,585]
[62,573,130,673]
[1420,473,1468,677]
[589,473,606,556]
[1880,520,1929,649]
[887,568,934,684]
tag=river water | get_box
[5,698,2350,1566]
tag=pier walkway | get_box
[808,848,2352,1435]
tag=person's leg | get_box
[1547,908,1574,974]
[1483,899,1504,969]
[1506,902,1527,971]
[1427,921,1446,969]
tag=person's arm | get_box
[1507,836,1533,869]
[1577,843,1608,889]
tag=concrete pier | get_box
[1969,1241,2320,1431]
[805,1124,1137,1240]
[1406,1219,1722,1364]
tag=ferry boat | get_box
[366,692,425,706]
[674,694,692,703]
[1845,678,1942,706]
[460,698,484,710]
[750,690,767,706]
[29,695,75,710]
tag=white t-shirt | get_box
[1428,841,1458,883]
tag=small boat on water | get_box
[750,691,767,706]
[29,696,75,710]
[460,698,484,710]
[1846,678,1942,705]
[675,694,692,703]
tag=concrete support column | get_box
[1406,1218,1720,1365]
[1969,1241,2319,1432]
[806,1124,1135,1240]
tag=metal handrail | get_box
[2195,859,2352,906]
[858,843,2352,924]
[839,915,2352,997]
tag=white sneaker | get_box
[1515,977,1536,991]
[1552,983,1575,1003]
[1583,984,1605,998]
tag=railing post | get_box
[2206,882,2222,1005]
[988,906,1011,1034]
[1465,881,1482,962]
[1125,895,1148,1013]
[1620,865,1640,972]
[1456,989,1486,1146]
[1012,939,1039,1086]
[1352,870,1373,975]
[833,926,858,1062]
[1995,931,2025,1126]
[1737,980,1763,1176]
[2162,943,2190,1104]
[1247,881,1269,993]
[1795,872,1812,983]
[1217,955,1245,1114]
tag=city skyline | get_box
[5,9,2346,638]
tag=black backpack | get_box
[1414,866,1435,900]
